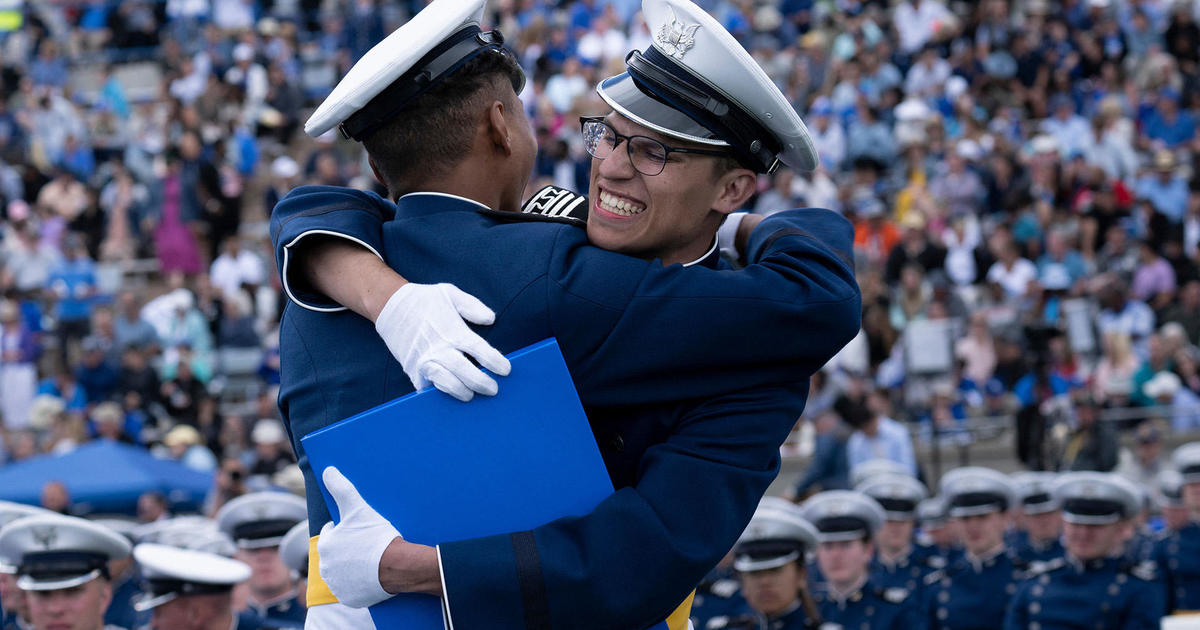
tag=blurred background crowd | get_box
[0,0,1199,516]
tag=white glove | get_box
[375,283,512,402]
[317,466,401,609]
[717,212,750,261]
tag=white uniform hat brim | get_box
[17,569,102,591]
[733,550,801,573]
[607,0,817,171]
[597,73,729,148]
[214,492,307,548]
[134,543,252,585]
[305,0,487,137]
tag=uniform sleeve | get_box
[891,597,926,630]
[1002,581,1027,630]
[436,385,806,630]
[545,208,862,408]
[1123,578,1166,630]
[268,185,395,312]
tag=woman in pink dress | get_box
[153,154,204,275]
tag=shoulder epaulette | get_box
[924,569,946,586]
[1023,557,1067,579]
[878,587,909,604]
[1122,559,1159,581]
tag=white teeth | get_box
[598,191,646,217]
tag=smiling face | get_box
[586,113,752,266]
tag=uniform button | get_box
[1039,575,1051,585]
[866,606,874,616]
[1029,603,1041,614]
[938,608,948,620]
[1107,584,1120,596]
[939,591,950,603]
[860,623,869,630]
[610,434,624,452]
[1030,623,1040,630]
[1006,583,1016,595]
[1032,586,1043,597]
[1115,574,1127,584]
[942,578,951,588]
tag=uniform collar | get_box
[681,237,720,269]
[768,599,803,622]
[965,543,1006,572]
[395,191,493,216]
[877,545,913,569]
[821,574,868,606]
[246,588,297,613]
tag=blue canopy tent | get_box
[0,441,214,515]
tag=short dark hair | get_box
[363,50,524,195]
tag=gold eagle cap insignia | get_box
[655,7,701,60]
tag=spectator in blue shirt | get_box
[75,336,120,405]
[788,410,851,500]
[1135,150,1190,223]
[45,235,97,366]
[1143,90,1196,148]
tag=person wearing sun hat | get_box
[1003,472,1164,630]
[268,0,860,628]
[0,514,132,630]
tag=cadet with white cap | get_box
[278,521,309,609]
[855,475,938,593]
[215,492,306,628]
[707,499,821,630]
[798,491,919,630]
[1156,469,1188,532]
[1009,471,1065,564]
[1155,442,1200,613]
[1004,472,1164,630]
[0,502,51,630]
[0,514,130,630]
[270,0,859,628]
[89,518,146,630]
[132,543,266,630]
[925,467,1024,630]
[915,497,962,565]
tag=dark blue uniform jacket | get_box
[270,187,861,629]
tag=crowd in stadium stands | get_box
[0,0,1199,513]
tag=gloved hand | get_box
[375,283,512,401]
[318,466,401,608]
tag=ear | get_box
[367,156,385,188]
[486,100,512,156]
[98,580,113,611]
[712,167,758,215]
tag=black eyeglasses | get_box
[579,116,730,176]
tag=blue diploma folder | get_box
[302,339,616,629]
